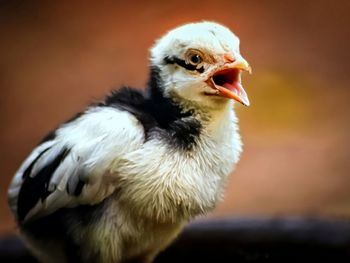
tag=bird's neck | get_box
[146,66,236,146]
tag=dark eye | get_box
[190,54,202,65]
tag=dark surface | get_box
[1,217,350,262]
[156,217,350,262]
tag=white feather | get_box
[8,107,144,221]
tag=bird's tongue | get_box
[218,81,250,106]
[210,68,250,106]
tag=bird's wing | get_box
[8,106,144,223]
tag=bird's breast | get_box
[115,129,240,222]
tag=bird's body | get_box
[8,22,251,263]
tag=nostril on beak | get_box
[223,54,235,63]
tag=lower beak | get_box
[207,59,251,106]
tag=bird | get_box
[8,21,251,263]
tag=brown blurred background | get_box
[0,0,349,234]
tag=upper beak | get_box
[206,57,251,106]
[234,58,252,74]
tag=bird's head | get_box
[150,21,251,109]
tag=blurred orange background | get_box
[1,0,349,234]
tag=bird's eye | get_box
[189,54,202,65]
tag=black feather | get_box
[164,56,204,73]
[66,174,86,197]
[22,147,52,179]
[98,87,156,135]
[100,66,202,150]
[73,180,85,196]
[17,147,71,222]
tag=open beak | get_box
[206,58,251,106]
